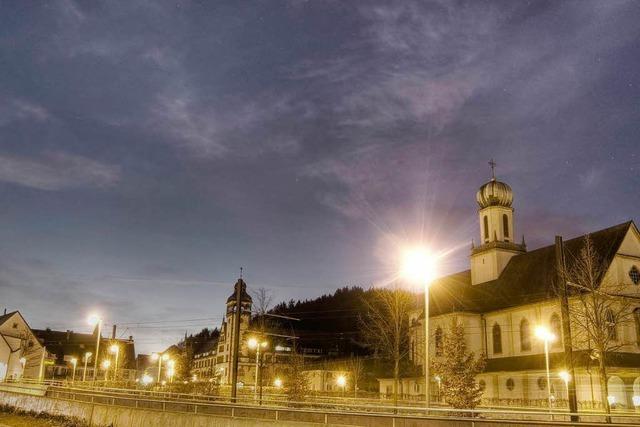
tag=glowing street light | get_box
[109,344,120,382]
[401,247,437,408]
[82,352,92,382]
[70,358,78,383]
[273,378,283,388]
[141,374,153,385]
[336,374,347,397]
[19,357,26,379]
[247,337,268,402]
[535,326,556,414]
[167,359,176,383]
[87,314,103,382]
[101,359,111,382]
[151,352,170,384]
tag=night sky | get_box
[1,1,638,353]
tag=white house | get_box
[0,311,44,381]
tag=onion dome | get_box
[476,178,513,208]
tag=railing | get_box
[3,380,640,426]
[41,384,640,425]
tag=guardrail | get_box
[3,380,640,426]
[40,384,640,426]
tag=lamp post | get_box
[247,337,268,403]
[19,357,26,379]
[109,344,120,382]
[167,360,175,384]
[88,314,103,382]
[535,326,556,414]
[101,359,111,382]
[151,352,169,385]
[559,370,571,404]
[70,358,78,383]
[401,247,437,408]
[82,352,92,382]
[337,374,347,397]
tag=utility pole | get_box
[230,275,243,402]
[555,236,579,422]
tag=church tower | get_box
[219,277,252,384]
[470,161,526,285]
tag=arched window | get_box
[520,319,531,351]
[492,323,502,354]
[606,309,617,341]
[506,378,515,391]
[550,314,562,349]
[435,327,443,356]
[503,214,509,239]
[483,216,489,242]
[634,308,640,347]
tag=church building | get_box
[381,169,640,410]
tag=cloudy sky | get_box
[1,0,638,352]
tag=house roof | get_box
[0,311,18,326]
[428,221,634,316]
[194,338,218,356]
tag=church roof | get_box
[428,221,634,316]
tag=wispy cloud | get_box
[0,152,120,191]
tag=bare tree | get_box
[347,355,365,397]
[360,286,413,408]
[564,236,634,418]
[251,287,274,333]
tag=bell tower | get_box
[470,161,526,285]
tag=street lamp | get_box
[101,359,111,382]
[247,337,268,402]
[274,378,283,389]
[559,370,571,402]
[70,358,78,383]
[535,326,556,414]
[151,352,170,384]
[109,344,120,382]
[167,359,175,383]
[401,247,437,408]
[19,357,26,379]
[82,352,92,382]
[87,314,103,382]
[336,374,347,397]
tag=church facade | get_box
[381,173,640,410]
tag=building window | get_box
[550,314,562,349]
[492,323,502,354]
[630,266,640,285]
[506,378,515,391]
[503,214,509,239]
[483,216,489,242]
[520,319,531,351]
[435,327,443,356]
[478,380,486,392]
[537,377,546,390]
[606,309,617,341]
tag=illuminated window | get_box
[492,323,502,354]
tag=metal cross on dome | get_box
[489,159,496,180]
